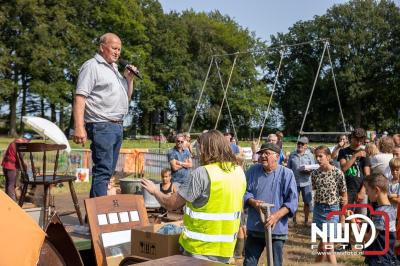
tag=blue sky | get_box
[158,0,349,42]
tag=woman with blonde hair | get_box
[365,143,380,157]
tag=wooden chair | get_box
[16,142,83,227]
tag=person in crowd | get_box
[275,131,284,150]
[338,128,370,214]
[73,33,137,198]
[1,133,33,201]
[391,157,400,257]
[365,143,380,176]
[267,134,285,164]
[369,136,394,175]
[393,134,400,147]
[348,173,397,265]
[364,138,371,145]
[287,136,315,225]
[224,132,240,155]
[283,151,291,167]
[311,145,347,264]
[388,158,400,214]
[158,168,177,215]
[167,134,192,185]
[159,168,177,195]
[394,146,400,159]
[365,142,379,158]
[243,143,298,266]
[330,134,349,167]
[183,132,194,156]
[141,130,246,263]
[251,138,261,164]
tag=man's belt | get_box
[86,120,123,124]
[109,120,123,124]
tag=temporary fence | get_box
[0,148,253,181]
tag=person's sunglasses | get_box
[176,140,184,143]
[297,142,305,146]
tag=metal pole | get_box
[298,41,328,141]
[188,57,214,134]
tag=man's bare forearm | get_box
[73,95,86,128]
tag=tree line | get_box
[0,0,399,138]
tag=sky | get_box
[158,0,349,42]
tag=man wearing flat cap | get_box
[287,136,316,225]
[243,143,298,266]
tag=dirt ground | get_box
[23,189,364,266]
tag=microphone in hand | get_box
[120,59,142,80]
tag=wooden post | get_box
[258,202,275,266]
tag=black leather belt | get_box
[109,120,123,124]
[86,121,123,124]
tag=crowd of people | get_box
[141,128,400,265]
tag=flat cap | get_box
[257,143,281,154]
[297,136,309,144]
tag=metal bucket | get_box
[119,178,142,194]
[143,182,161,208]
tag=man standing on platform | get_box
[73,33,137,198]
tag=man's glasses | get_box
[297,142,305,146]
[176,140,184,143]
[260,151,277,157]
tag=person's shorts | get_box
[297,185,312,205]
[313,203,340,238]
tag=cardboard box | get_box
[131,221,183,259]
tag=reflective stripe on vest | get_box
[185,206,241,221]
[182,227,237,243]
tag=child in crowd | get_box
[160,168,177,195]
[389,158,400,215]
[391,158,400,257]
[353,173,397,265]
[394,146,400,158]
[311,146,347,264]
[183,132,194,156]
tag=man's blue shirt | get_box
[167,147,191,184]
[287,149,315,187]
[244,164,298,236]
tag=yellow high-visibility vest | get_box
[179,162,246,258]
